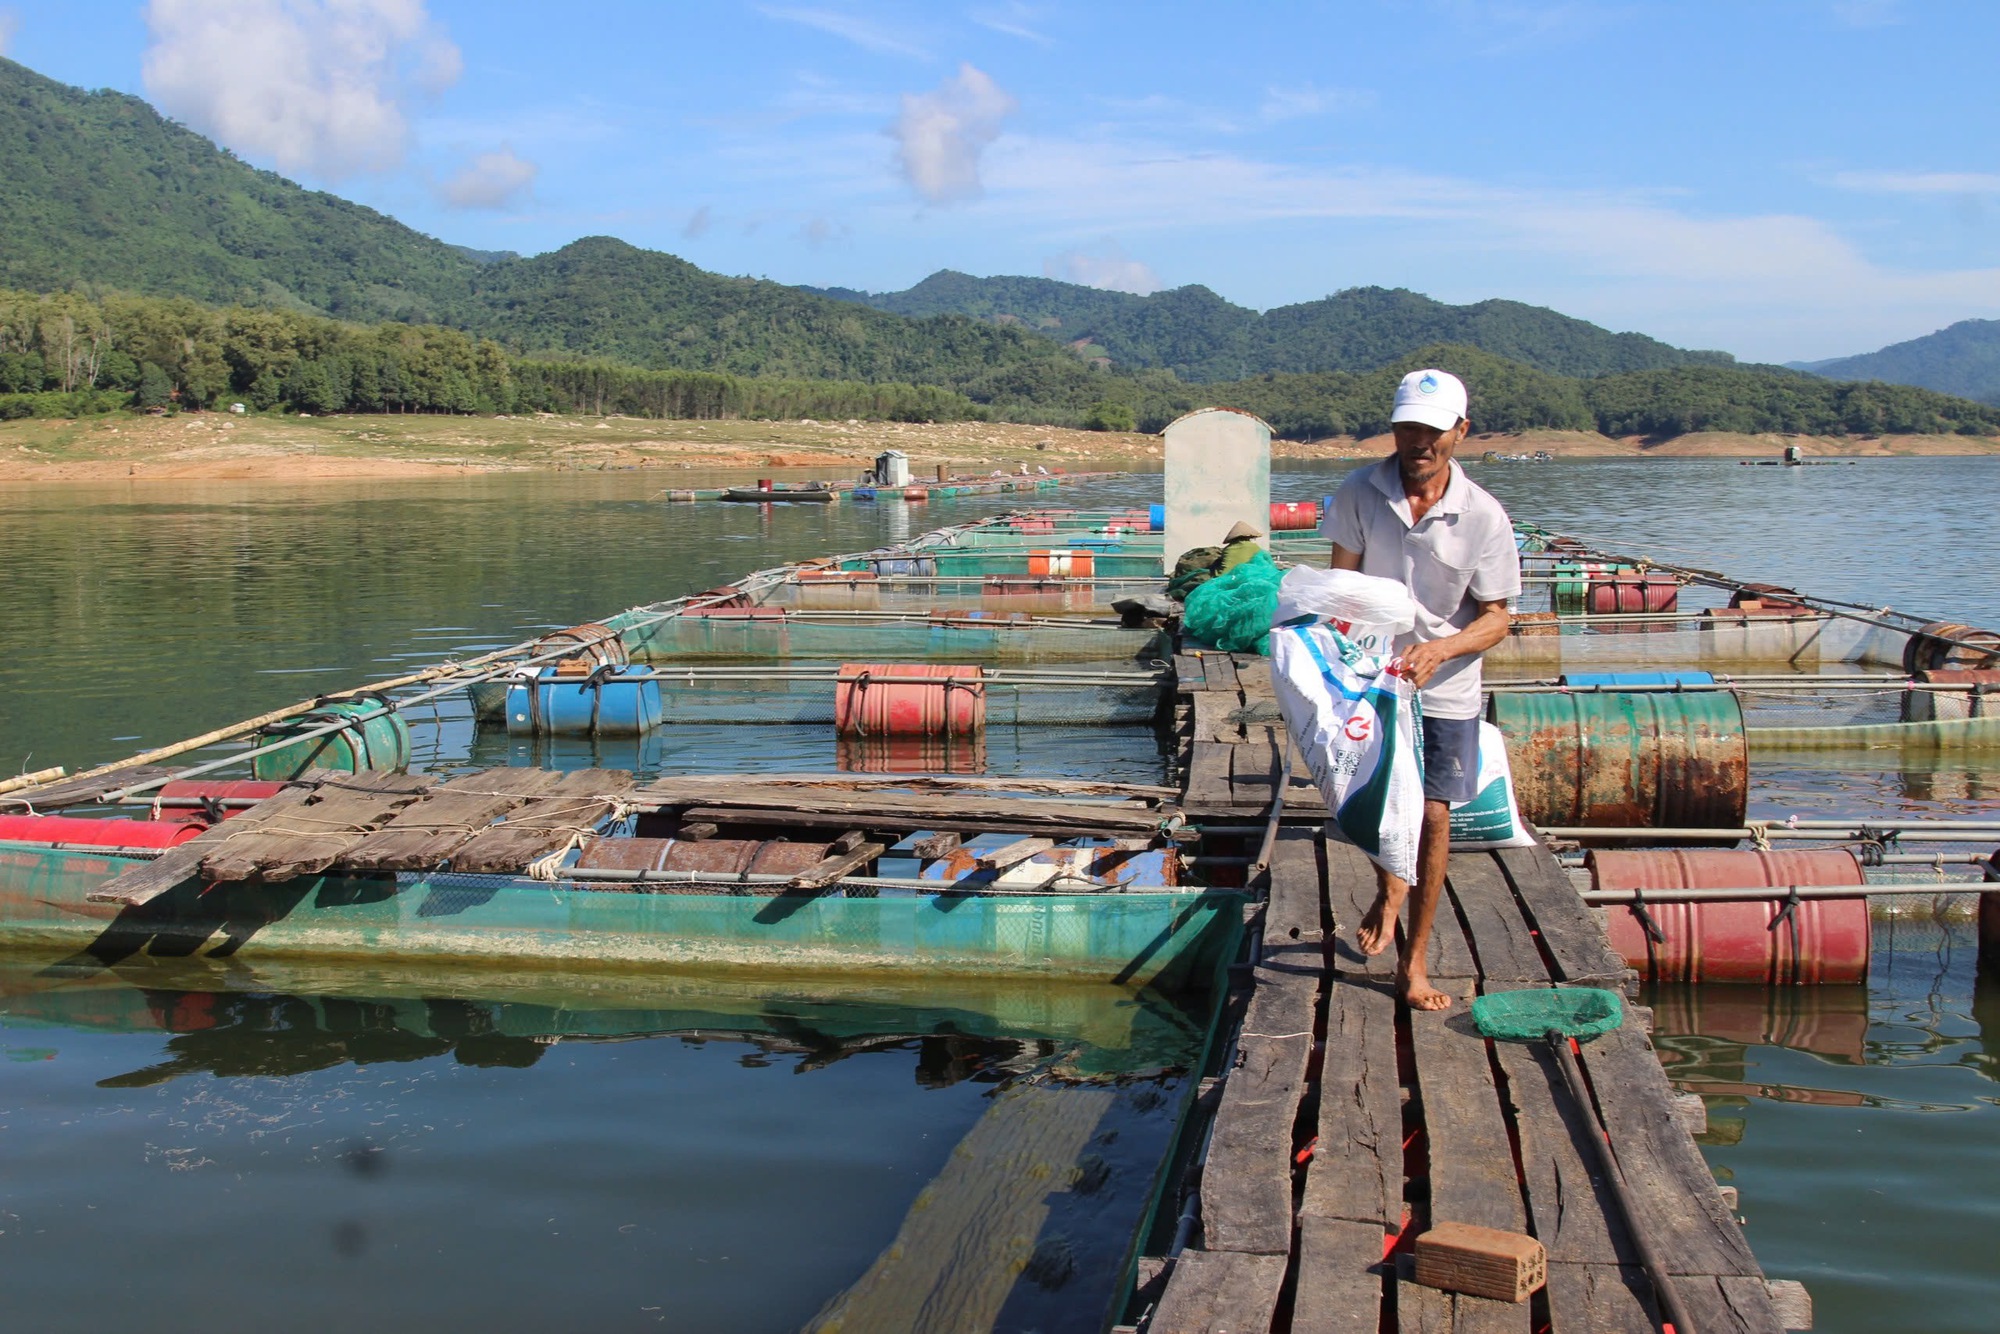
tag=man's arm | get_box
[1397,598,1510,688]
[1331,542,1361,572]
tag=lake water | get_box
[2,456,1998,1331]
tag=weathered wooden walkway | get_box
[1147,650,1798,1334]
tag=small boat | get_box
[719,484,836,503]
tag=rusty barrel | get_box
[1487,689,1747,828]
[1902,621,2000,673]
[0,814,207,851]
[1902,668,2000,723]
[535,622,629,668]
[903,486,930,502]
[574,836,833,882]
[1584,571,1679,620]
[834,664,984,737]
[1027,549,1095,578]
[1588,848,1870,984]
[1728,583,1806,611]
[1268,501,1319,531]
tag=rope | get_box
[524,797,634,881]
[1746,820,1772,851]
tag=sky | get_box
[2,0,1997,362]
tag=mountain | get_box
[0,57,1094,395]
[802,272,1738,381]
[1797,319,2000,406]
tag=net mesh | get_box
[1182,551,1283,655]
[1472,987,1625,1042]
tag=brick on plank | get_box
[339,768,565,872]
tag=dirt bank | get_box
[1,412,1994,483]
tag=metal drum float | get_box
[1902,621,2000,673]
[1584,571,1679,625]
[1903,668,2000,723]
[473,622,631,722]
[1268,501,1319,531]
[1588,847,1870,984]
[1487,688,1747,829]
[252,700,413,780]
[834,664,984,737]
[0,814,207,853]
[1027,550,1096,578]
[505,664,664,737]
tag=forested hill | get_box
[800,271,1738,381]
[0,57,1098,393]
[1798,319,2000,406]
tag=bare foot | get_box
[1397,966,1452,1012]
[1357,888,1402,957]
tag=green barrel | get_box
[1550,561,1590,616]
[1486,689,1747,828]
[252,701,412,781]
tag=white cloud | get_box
[438,147,537,210]
[889,63,1017,205]
[757,6,929,58]
[1043,239,1159,294]
[1260,83,1372,122]
[970,2,1051,45]
[1831,170,2000,196]
[0,10,18,57]
[141,0,460,180]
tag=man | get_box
[1322,369,1521,1011]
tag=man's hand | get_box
[1397,639,1456,688]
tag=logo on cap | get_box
[1417,373,1438,395]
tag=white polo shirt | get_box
[1321,457,1522,720]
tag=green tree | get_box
[134,361,174,409]
[1082,400,1136,431]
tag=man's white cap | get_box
[1390,368,1468,432]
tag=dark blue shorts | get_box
[1421,714,1481,805]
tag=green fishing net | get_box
[1182,550,1282,654]
[1471,987,1624,1043]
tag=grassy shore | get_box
[1,412,1995,483]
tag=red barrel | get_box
[903,486,930,502]
[1027,550,1095,578]
[1590,848,1870,984]
[1013,518,1056,535]
[1585,572,1679,617]
[834,664,984,737]
[148,780,286,819]
[0,814,206,851]
[755,478,773,491]
[1268,501,1319,531]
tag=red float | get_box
[1584,572,1680,617]
[0,814,207,851]
[834,664,984,737]
[1268,501,1320,531]
[1590,848,1870,984]
[1026,549,1094,578]
[147,780,285,820]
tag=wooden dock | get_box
[1147,651,1801,1334]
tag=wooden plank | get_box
[1423,881,1480,986]
[1193,690,1245,744]
[1489,1028,1626,1266]
[789,840,888,890]
[1324,841,1396,980]
[1542,1264,1659,1334]
[1231,655,1272,696]
[1174,653,1208,694]
[1186,741,1240,808]
[1492,841,1630,985]
[975,836,1056,871]
[85,777,330,906]
[909,831,961,858]
[0,765,179,812]
[1408,1006,1527,1237]
[1263,828,1323,947]
[1573,1014,1764,1280]
[1679,1274,1788,1334]
[339,768,564,871]
[199,771,436,882]
[449,769,635,875]
[1445,854,1547,985]
[1147,1249,1287,1334]
[1396,1274,1531,1334]
[1201,967,1316,1255]
[641,783,1166,831]
[1300,976,1401,1229]
[1292,1215,1386,1334]
[1198,653,1239,693]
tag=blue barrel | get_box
[505,665,663,737]
[1148,503,1165,531]
[1560,671,1716,687]
[852,486,877,501]
[253,701,412,780]
[872,557,938,577]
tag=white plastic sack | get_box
[1448,722,1535,849]
[1271,622,1425,883]
[1273,567,1418,659]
